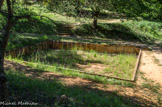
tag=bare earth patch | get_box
[98,19,125,23]
[138,51,162,87]
[76,63,106,73]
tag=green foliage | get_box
[0,14,6,29]
[13,15,57,34]
[113,0,162,21]
[6,33,43,51]
[138,0,162,21]
[45,0,113,27]
[122,20,162,40]
[45,0,76,16]
[0,4,62,35]
[74,23,142,40]
[45,0,162,23]
[9,49,136,80]
[39,35,48,41]
[73,20,162,44]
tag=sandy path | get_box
[98,19,124,23]
[138,51,162,86]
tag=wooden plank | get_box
[5,41,143,82]
[132,49,142,81]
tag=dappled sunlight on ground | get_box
[4,55,161,106]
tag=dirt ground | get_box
[4,47,162,106]
[138,50,162,87]
[76,63,106,73]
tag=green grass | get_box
[0,11,62,35]
[5,34,48,51]
[5,32,131,51]
[6,20,161,50]
[29,4,92,24]
[10,58,136,87]
[153,57,162,66]
[73,20,162,45]
[15,49,136,79]
[142,82,160,93]
[6,48,137,80]
[140,73,162,105]
[140,72,161,93]
[122,20,162,41]
[1,3,161,107]
[4,33,109,51]
[1,4,161,51]
[6,70,139,106]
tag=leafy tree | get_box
[0,0,31,100]
[77,0,112,28]
[112,0,162,21]
[0,0,12,101]
[139,0,162,21]
[45,0,113,28]
[46,0,161,28]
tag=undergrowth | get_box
[6,70,137,106]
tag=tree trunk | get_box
[93,18,97,29]
[92,10,99,29]
[0,50,7,101]
[0,0,12,101]
[76,0,80,14]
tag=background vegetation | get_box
[0,0,161,106]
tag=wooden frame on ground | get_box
[5,41,144,82]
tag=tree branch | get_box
[0,0,11,101]
[1,0,13,51]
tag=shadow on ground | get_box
[4,60,158,107]
[73,23,154,44]
[20,49,103,68]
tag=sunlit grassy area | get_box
[73,21,162,45]
[4,19,161,51]
[6,58,135,87]
[121,20,162,42]
[1,1,162,107]
[1,3,161,52]
[28,4,92,24]
[6,49,137,80]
